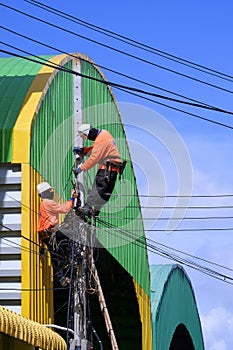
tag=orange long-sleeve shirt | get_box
[80,130,121,171]
[38,199,73,232]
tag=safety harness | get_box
[103,160,127,182]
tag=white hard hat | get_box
[37,182,52,194]
[77,123,92,137]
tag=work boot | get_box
[92,209,100,217]
[79,203,92,216]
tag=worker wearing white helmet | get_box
[77,123,92,138]
[37,181,52,195]
[73,123,124,216]
[37,181,77,287]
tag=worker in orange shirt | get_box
[73,124,124,217]
[37,181,77,287]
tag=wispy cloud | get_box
[201,307,233,350]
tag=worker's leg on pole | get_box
[79,170,118,216]
[42,237,69,286]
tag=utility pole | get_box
[68,213,119,350]
[70,59,119,347]
[68,207,91,350]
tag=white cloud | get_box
[201,307,233,350]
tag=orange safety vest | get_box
[80,130,121,172]
[38,199,73,232]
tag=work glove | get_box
[73,166,82,176]
[71,190,78,198]
[73,147,84,154]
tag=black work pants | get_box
[86,169,118,211]
[42,230,69,282]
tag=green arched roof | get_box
[0,54,150,296]
[150,264,204,350]
[0,54,152,348]
[0,55,53,162]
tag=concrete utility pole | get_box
[69,219,119,349]
[68,219,91,350]
[70,58,119,348]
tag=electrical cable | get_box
[0,24,217,108]
[87,203,233,209]
[5,190,233,213]
[21,0,233,87]
[0,219,77,288]
[95,217,233,284]
[2,47,233,132]
[98,217,233,283]
[154,240,233,272]
[0,227,71,292]
[0,222,68,264]
[2,42,233,115]
[25,0,233,83]
[139,227,233,232]
[91,325,103,350]
[1,30,233,286]
[114,86,233,130]
[2,189,233,286]
[111,193,233,198]
[1,2,233,95]
[66,235,75,347]
[8,190,233,211]
[99,215,233,221]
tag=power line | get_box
[145,228,233,232]
[99,217,233,278]
[2,47,233,132]
[0,223,67,265]
[113,193,233,198]
[1,2,233,95]
[2,192,233,284]
[2,41,233,115]
[25,0,233,83]
[115,86,233,130]
[96,217,233,284]
[5,188,233,235]
[5,191,233,211]
[0,24,216,109]
[0,222,77,291]
[100,215,233,221]
[140,205,233,209]
[152,240,233,272]
[0,3,233,284]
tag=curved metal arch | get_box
[150,264,204,350]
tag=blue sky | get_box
[1,1,233,349]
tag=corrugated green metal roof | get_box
[0,55,152,346]
[81,59,151,296]
[0,55,53,162]
[30,58,74,200]
[150,264,204,350]
[150,264,180,313]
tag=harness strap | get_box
[39,226,58,243]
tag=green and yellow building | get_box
[0,54,204,349]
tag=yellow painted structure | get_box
[0,305,66,350]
